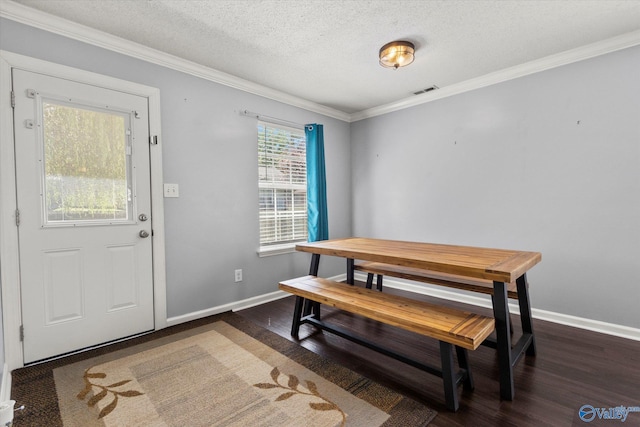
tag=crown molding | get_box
[351,29,640,122]
[0,1,351,122]
[2,1,639,124]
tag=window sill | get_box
[257,242,300,257]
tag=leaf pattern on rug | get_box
[77,368,144,419]
[254,366,346,426]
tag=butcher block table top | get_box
[296,237,541,284]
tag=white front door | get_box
[13,69,155,363]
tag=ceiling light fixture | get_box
[379,40,415,69]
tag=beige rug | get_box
[27,314,436,426]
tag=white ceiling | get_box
[6,0,640,115]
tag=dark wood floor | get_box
[236,284,640,426]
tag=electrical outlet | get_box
[234,269,243,282]
[164,183,179,198]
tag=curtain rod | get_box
[240,109,310,130]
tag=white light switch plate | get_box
[164,183,179,198]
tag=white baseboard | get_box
[0,363,10,401]
[352,273,640,342]
[165,274,344,328]
[528,307,640,341]
[166,290,290,327]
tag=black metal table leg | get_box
[493,280,514,401]
[517,273,536,356]
[303,254,322,317]
[309,253,320,275]
[347,258,354,285]
[491,294,514,335]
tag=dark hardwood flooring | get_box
[236,283,640,426]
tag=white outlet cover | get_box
[164,183,179,198]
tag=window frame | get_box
[256,120,307,257]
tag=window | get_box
[258,121,307,251]
[42,99,133,225]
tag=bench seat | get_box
[280,275,494,350]
[354,261,519,298]
[279,275,495,411]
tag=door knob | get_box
[139,230,150,238]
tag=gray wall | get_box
[1,15,638,370]
[351,46,640,328]
[0,18,352,321]
[0,289,3,378]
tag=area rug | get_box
[11,312,436,426]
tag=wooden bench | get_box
[354,261,519,298]
[354,261,521,338]
[279,275,495,411]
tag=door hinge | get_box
[20,325,24,342]
[11,90,15,108]
[15,209,20,226]
[149,135,158,145]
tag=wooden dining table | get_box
[296,237,542,401]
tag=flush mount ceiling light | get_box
[379,40,415,69]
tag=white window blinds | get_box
[258,121,307,246]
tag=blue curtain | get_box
[305,124,328,241]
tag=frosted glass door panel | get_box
[42,100,133,224]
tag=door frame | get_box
[0,50,167,370]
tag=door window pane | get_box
[42,100,132,224]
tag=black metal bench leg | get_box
[376,274,383,291]
[291,296,305,338]
[455,346,474,391]
[302,299,311,316]
[517,273,536,356]
[302,300,321,319]
[365,273,374,289]
[440,341,459,412]
[312,301,321,320]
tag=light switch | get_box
[164,183,179,198]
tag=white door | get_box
[13,69,155,363]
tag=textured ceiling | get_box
[7,0,640,114]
